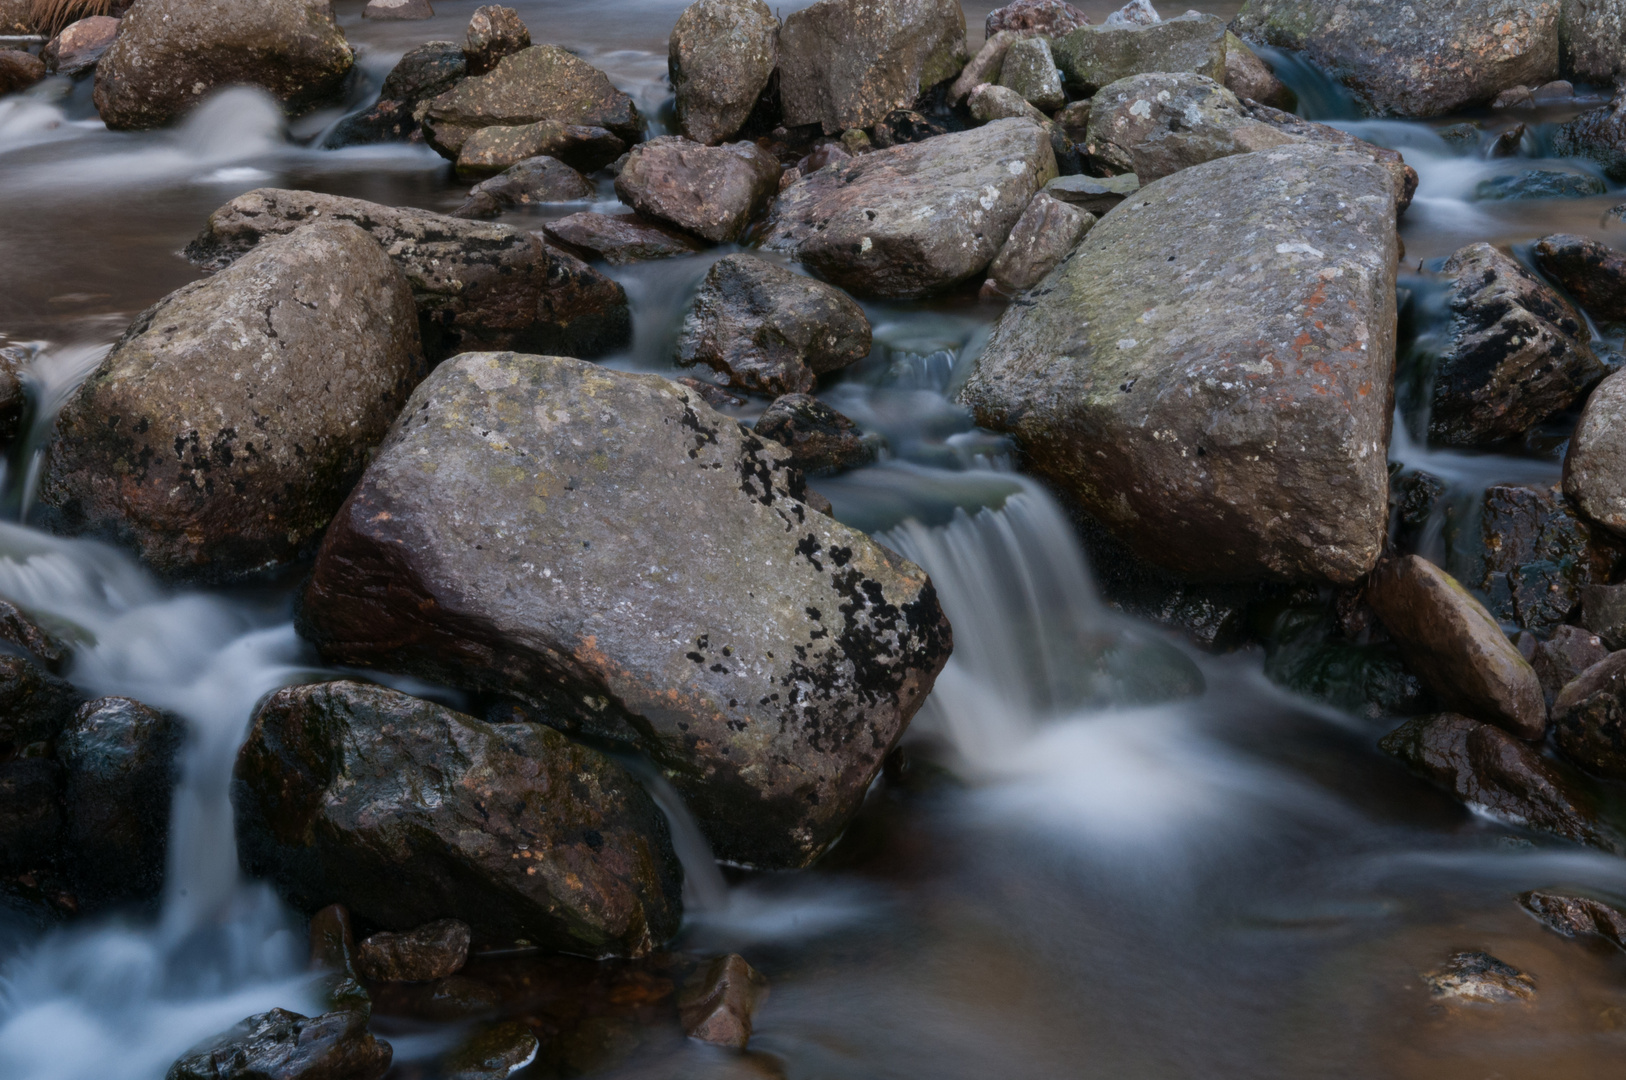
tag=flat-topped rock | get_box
[1052,12,1227,97]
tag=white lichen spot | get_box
[1117,338,1137,350]
[1276,242,1325,258]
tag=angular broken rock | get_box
[985,190,1093,295]
[613,137,780,243]
[1082,72,1291,181]
[1519,889,1626,948]
[778,0,968,134]
[1581,583,1626,648]
[1104,0,1160,26]
[464,5,530,77]
[38,221,425,582]
[1042,172,1139,213]
[296,353,952,868]
[951,30,1018,103]
[43,16,120,77]
[1532,625,1611,705]
[1052,12,1227,97]
[1553,91,1626,180]
[968,82,1049,125]
[455,121,625,178]
[357,919,472,983]
[669,0,779,146]
[754,394,877,475]
[999,35,1064,113]
[541,211,706,265]
[1532,233,1626,323]
[1421,951,1535,1004]
[1552,652,1626,778]
[453,155,592,219]
[184,188,631,362]
[986,0,1089,37]
[676,254,872,396]
[760,118,1057,299]
[679,954,769,1049]
[1366,556,1546,740]
[1223,31,1292,110]
[960,144,1397,584]
[1381,713,1620,852]
[165,1009,391,1080]
[322,41,466,148]
[235,680,683,955]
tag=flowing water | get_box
[4,1,1626,1077]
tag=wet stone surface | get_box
[1421,951,1536,1004]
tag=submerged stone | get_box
[1422,951,1535,1003]
[165,1008,391,1080]
[678,954,769,1049]
[1519,889,1626,948]
[1473,170,1606,201]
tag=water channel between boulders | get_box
[10,0,1626,1077]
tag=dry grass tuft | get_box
[30,0,116,35]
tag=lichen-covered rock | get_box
[1042,171,1139,213]
[39,222,424,582]
[669,0,779,146]
[678,954,768,1049]
[1239,100,1419,212]
[92,0,354,130]
[613,137,779,243]
[951,30,1017,102]
[1558,0,1626,84]
[1429,243,1603,448]
[999,35,1064,112]
[184,188,630,362]
[1552,90,1626,179]
[464,5,529,76]
[985,190,1093,295]
[1366,555,1547,740]
[754,394,876,475]
[1477,484,1625,635]
[676,254,871,396]
[1051,12,1227,97]
[778,0,968,134]
[968,82,1048,124]
[1231,0,1561,117]
[295,353,952,868]
[960,144,1397,584]
[985,0,1089,37]
[422,45,642,158]
[541,211,706,265]
[454,120,625,177]
[0,49,44,96]
[1222,31,1292,110]
[44,16,121,78]
[357,919,472,982]
[1081,72,1291,180]
[322,41,465,148]
[1533,233,1626,322]
[453,155,592,219]
[236,680,683,954]
[760,118,1056,299]
[165,1008,391,1080]
[1566,369,1626,536]
[1104,0,1161,26]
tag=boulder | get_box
[968,82,1049,125]
[1566,370,1626,536]
[38,222,425,582]
[1230,0,1561,117]
[1582,582,1626,647]
[184,188,631,362]
[43,16,121,77]
[1380,713,1620,852]
[1104,0,1161,26]
[295,353,952,868]
[0,49,45,96]
[357,919,471,982]
[1051,12,1227,97]
[236,680,683,954]
[951,30,1017,102]
[165,1009,391,1080]
[1477,484,1624,635]
[1366,556,1547,740]
[1552,652,1626,776]
[0,654,83,754]
[999,35,1064,112]
[613,137,779,243]
[754,394,877,475]
[1238,101,1419,212]
[985,0,1089,37]
[1042,171,1139,213]
[455,120,625,177]
[1474,169,1605,200]
[760,118,1057,299]
[464,5,529,77]
[778,0,968,134]
[0,758,62,875]
[1422,951,1536,1003]
[679,954,768,1050]
[322,41,465,149]
[453,155,592,219]
[1081,72,1292,180]
[960,144,1398,584]
[364,0,434,19]
[421,45,642,158]
[1559,0,1626,84]
[58,697,183,907]
[1223,31,1293,110]
[1428,243,1603,448]
[1553,91,1626,179]
[92,0,355,130]
[985,190,1093,295]
[1519,889,1626,948]
[0,0,32,34]
[676,254,871,396]
[1533,233,1626,322]
[541,211,706,265]
[669,0,779,146]
[1532,625,1611,704]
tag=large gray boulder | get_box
[1081,72,1292,179]
[38,222,425,582]
[1230,0,1562,117]
[759,118,1057,299]
[296,353,952,869]
[1560,0,1626,83]
[93,0,354,130]
[959,144,1398,584]
[235,680,682,956]
[1052,12,1227,97]
[669,0,779,146]
[1566,369,1626,536]
[613,137,780,243]
[184,188,631,362]
[779,0,968,134]
[999,35,1065,112]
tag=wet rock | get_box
[357,919,472,982]
[1552,651,1626,776]
[985,190,1093,295]
[1473,169,1606,201]
[1380,713,1620,851]
[1428,243,1603,448]
[951,30,1017,103]
[1582,582,1626,648]
[322,41,466,149]
[441,1021,540,1080]
[0,653,83,754]
[236,680,682,955]
[614,137,779,243]
[1495,85,1536,109]
[968,82,1048,125]
[1239,100,1418,212]
[455,120,625,177]
[1565,369,1626,537]
[58,697,182,907]
[669,0,779,146]
[1477,484,1623,636]
[1519,889,1626,947]
[541,211,706,265]
[1533,233,1626,323]
[760,118,1057,299]
[464,5,530,77]
[1052,12,1227,98]
[0,599,71,674]
[985,0,1089,37]
[92,0,354,130]
[1490,123,1527,157]
[185,188,631,362]
[39,221,423,582]
[754,394,877,475]
[309,903,359,976]
[165,1008,391,1080]
[0,50,45,96]
[1553,91,1626,180]
[678,954,768,1050]
[1366,556,1546,740]
[1231,0,1560,118]
[370,972,501,1022]
[778,0,968,134]
[1532,626,1611,704]
[1422,951,1536,1003]
[44,16,120,77]
[960,144,1398,584]
[453,155,592,219]
[1081,72,1291,180]
[676,254,871,396]
[0,757,63,875]
[1042,171,1139,213]
[999,35,1064,113]
[1223,31,1292,111]
[421,45,642,158]
[296,353,952,868]
[364,0,435,19]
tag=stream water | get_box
[4,2,1626,1078]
